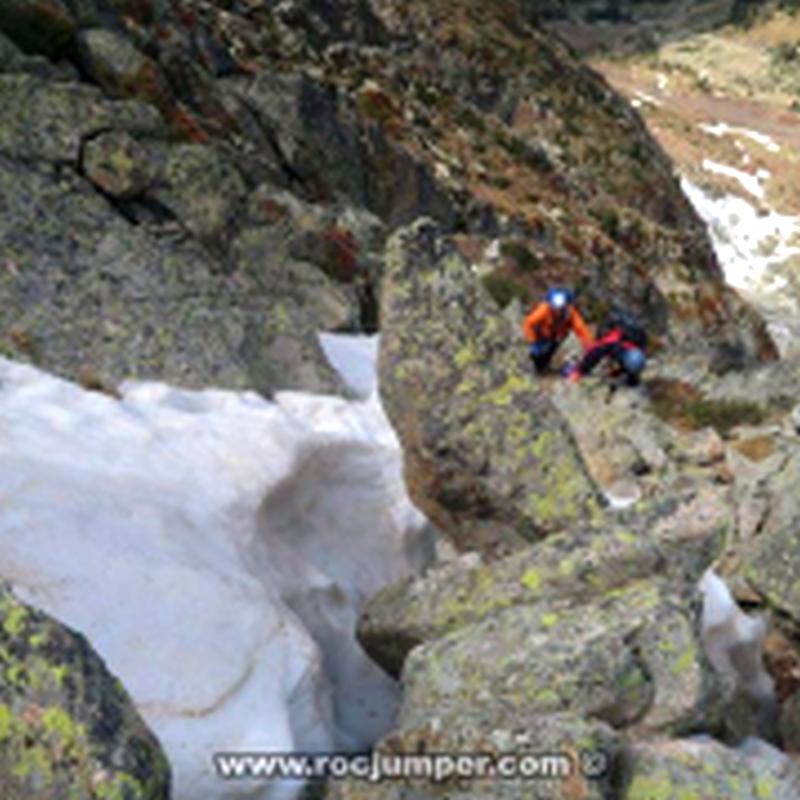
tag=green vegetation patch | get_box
[646,379,767,437]
[481,272,531,308]
[500,239,541,273]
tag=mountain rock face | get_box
[2,1,798,798]
[355,341,800,797]
[359,490,729,675]
[524,0,742,52]
[0,585,170,800]
[0,0,776,395]
[378,219,600,555]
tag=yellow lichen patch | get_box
[521,568,542,592]
[755,777,777,799]
[3,604,27,637]
[41,706,88,757]
[454,342,476,369]
[484,373,529,407]
[0,703,12,741]
[625,773,675,800]
[671,646,697,675]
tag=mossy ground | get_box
[645,378,768,436]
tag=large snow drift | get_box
[0,342,434,800]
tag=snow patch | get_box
[0,344,433,800]
[319,332,380,398]
[681,177,800,294]
[699,122,781,153]
[633,90,663,108]
[602,480,642,510]
[701,159,765,200]
[699,570,774,703]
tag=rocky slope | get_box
[525,0,746,53]
[0,0,777,398]
[4,1,800,799]
[342,216,800,799]
[590,4,800,356]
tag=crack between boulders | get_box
[746,449,793,544]
[234,90,309,190]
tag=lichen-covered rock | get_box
[398,579,730,738]
[555,378,701,499]
[232,189,382,331]
[0,0,76,59]
[359,489,729,676]
[378,218,600,555]
[0,586,170,799]
[239,186,385,285]
[82,130,155,199]
[240,71,455,227]
[745,479,800,632]
[239,299,350,394]
[329,713,621,800]
[0,155,343,396]
[620,736,800,799]
[77,28,170,107]
[145,143,248,242]
[0,74,162,164]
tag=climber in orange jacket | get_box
[522,288,593,372]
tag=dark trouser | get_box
[529,339,560,371]
[578,342,643,386]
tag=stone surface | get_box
[0,586,170,800]
[329,713,620,800]
[77,28,169,106]
[0,74,162,164]
[398,579,728,738]
[620,736,800,799]
[145,142,248,242]
[359,489,729,676]
[0,156,342,396]
[378,218,600,556]
[82,130,155,199]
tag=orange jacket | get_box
[522,303,593,348]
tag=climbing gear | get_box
[621,347,646,376]
[601,306,648,350]
[546,287,575,313]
